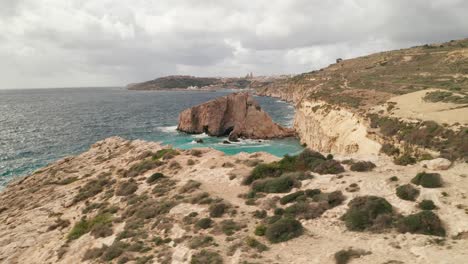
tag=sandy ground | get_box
[0,137,467,264]
[387,89,468,125]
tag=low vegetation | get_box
[349,161,376,172]
[115,180,138,196]
[191,249,223,264]
[334,248,371,264]
[73,176,113,204]
[68,213,113,240]
[342,196,393,231]
[411,172,443,188]
[369,114,468,161]
[396,184,420,201]
[252,175,296,193]
[397,211,446,236]
[423,90,468,104]
[419,200,436,210]
[124,158,163,177]
[243,149,344,185]
[264,217,303,243]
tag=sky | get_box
[0,0,467,89]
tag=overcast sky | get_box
[0,0,467,89]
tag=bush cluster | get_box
[419,200,436,210]
[243,149,344,185]
[411,172,443,188]
[349,161,376,172]
[342,196,393,231]
[251,175,296,193]
[397,211,445,236]
[264,217,303,243]
[396,184,420,201]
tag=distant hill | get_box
[127,75,252,90]
[256,38,468,109]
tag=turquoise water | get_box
[0,88,303,188]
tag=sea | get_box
[0,87,303,189]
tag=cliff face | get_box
[294,101,381,156]
[177,92,295,141]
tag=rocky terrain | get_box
[255,39,468,162]
[0,137,467,264]
[177,92,295,141]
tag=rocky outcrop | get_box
[420,158,452,170]
[177,92,295,141]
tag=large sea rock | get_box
[177,92,295,141]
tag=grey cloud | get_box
[0,0,467,89]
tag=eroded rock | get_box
[177,92,295,140]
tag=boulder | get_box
[420,158,452,170]
[177,92,295,140]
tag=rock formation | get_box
[177,92,295,141]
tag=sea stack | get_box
[177,92,295,141]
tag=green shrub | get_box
[349,161,376,172]
[191,250,223,264]
[220,219,242,235]
[280,191,305,205]
[152,148,179,160]
[68,213,113,240]
[397,211,445,236]
[189,235,214,249]
[394,153,416,166]
[389,176,399,182]
[419,200,436,210]
[243,149,343,184]
[342,196,393,231]
[116,180,138,196]
[305,189,321,197]
[312,191,345,207]
[180,180,202,193]
[254,224,266,236]
[209,203,227,218]
[196,218,213,229]
[411,172,443,188]
[124,159,162,177]
[252,175,295,193]
[313,160,345,174]
[146,173,164,184]
[253,210,267,219]
[380,143,400,156]
[243,163,282,185]
[284,201,328,220]
[245,237,268,252]
[274,208,285,215]
[265,217,303,243]
[73,176,111,204]
[396,184,420,201]
[101,241,129,261]
[334,248,371,264]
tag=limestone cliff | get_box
[294,100,381,157]
[177,92,295,141]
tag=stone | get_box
[195,139,204,143]
[420,158,452,170]
[177,92,295,140]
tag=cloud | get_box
[0,0,467,89]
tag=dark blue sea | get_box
[0,88,302,188]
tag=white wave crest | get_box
[157,126,178,133]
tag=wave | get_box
[157,126,178,133]
[192,133,210,139]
